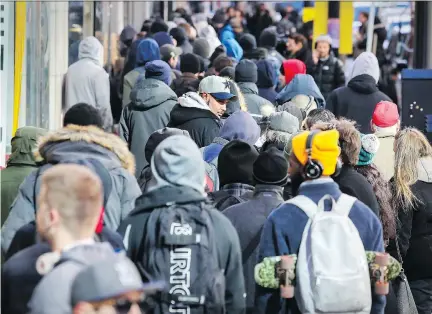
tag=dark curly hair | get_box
[354,164,396,244]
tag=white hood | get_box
[418,157,432,183]
[78,36,104,66]
[349,52,380,84]
[178,92,211,111]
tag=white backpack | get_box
[286,194,372,314]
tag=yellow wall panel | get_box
[313,2,329,47]
[339,1,354,55]
[13,2,26,135]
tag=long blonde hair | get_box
[394,127,432,210]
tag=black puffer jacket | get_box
[120,78,177,177]
[388,158,432,281]
[167,92,222,148]
[307,55,345,100]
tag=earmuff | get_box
[304,130,323,179]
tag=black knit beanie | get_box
[219,66,235,80]
[239,34,257,51]
[145,127,190,163]
[253,147,289,185]
[259,29,277,48]
[180,53,201,74]
[150,18,169,34]
[218,140,259,186]
[235,59,258,83]
[63,103,103,129]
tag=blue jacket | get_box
[255,178,385,314]
[275,74,326,107]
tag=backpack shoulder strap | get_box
[284,195,319,219]
[334,193,357,216]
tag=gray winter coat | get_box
[237,82,270,115]
[120,78,178,178]
[28,243,117,314]
[64,36,113,130]
[1,125,141,254]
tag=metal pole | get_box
[366,2,376,53]
[107,2,112,73]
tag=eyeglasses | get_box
[91,294,152,314]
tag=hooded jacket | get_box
[237,82,271,116]
[122,38,160,107]
[201,111,260,167]
[118,136,246,313]
[1,125,141,254]
[28,243,118,314]
[275,74,326,107]
[120,78,178,177]
[223,185,285,312]
[167,92,222,148]
[257,59,278,103]
[65,37,113,130]
[388,157,432,281]
[118,187,246,314]
[326,52,391,133]
[1,127,47,226]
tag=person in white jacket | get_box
[64,36,113,130]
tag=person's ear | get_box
[370,121,375,133]
[73,302,94,314]
[396,120,401,132]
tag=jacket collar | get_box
[182,72,198,79]
[237,82,259,95]
[221,183,254,196]
[35,125,136,175]
[253,184,284,198]
[132,186,207,213]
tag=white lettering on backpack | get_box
[170,222,192,235]
[169,222,192,314]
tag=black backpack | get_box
[135,202,225,313]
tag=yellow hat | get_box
[291,130,340,176]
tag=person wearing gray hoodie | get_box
[120,60,178,178]
[118,135,246,314]
[27,164,119,314]
[326,52,391,134]
[64,36,113,131]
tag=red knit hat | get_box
[372,101,399,127]
[282,59,307,85]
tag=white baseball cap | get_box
[199,76,236,100]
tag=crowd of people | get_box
[1,4,431,314]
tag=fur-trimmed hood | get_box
[35,125,135,174]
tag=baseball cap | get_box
[160,44,182,61]
[372,101,399,128]
[71,254,165,306]
[199,75,236,100]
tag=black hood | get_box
[169,103,219,127]
[130,78,177,110]
[347,74,379,94]
[242,48,268,61]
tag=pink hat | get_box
[372,101,399,127]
